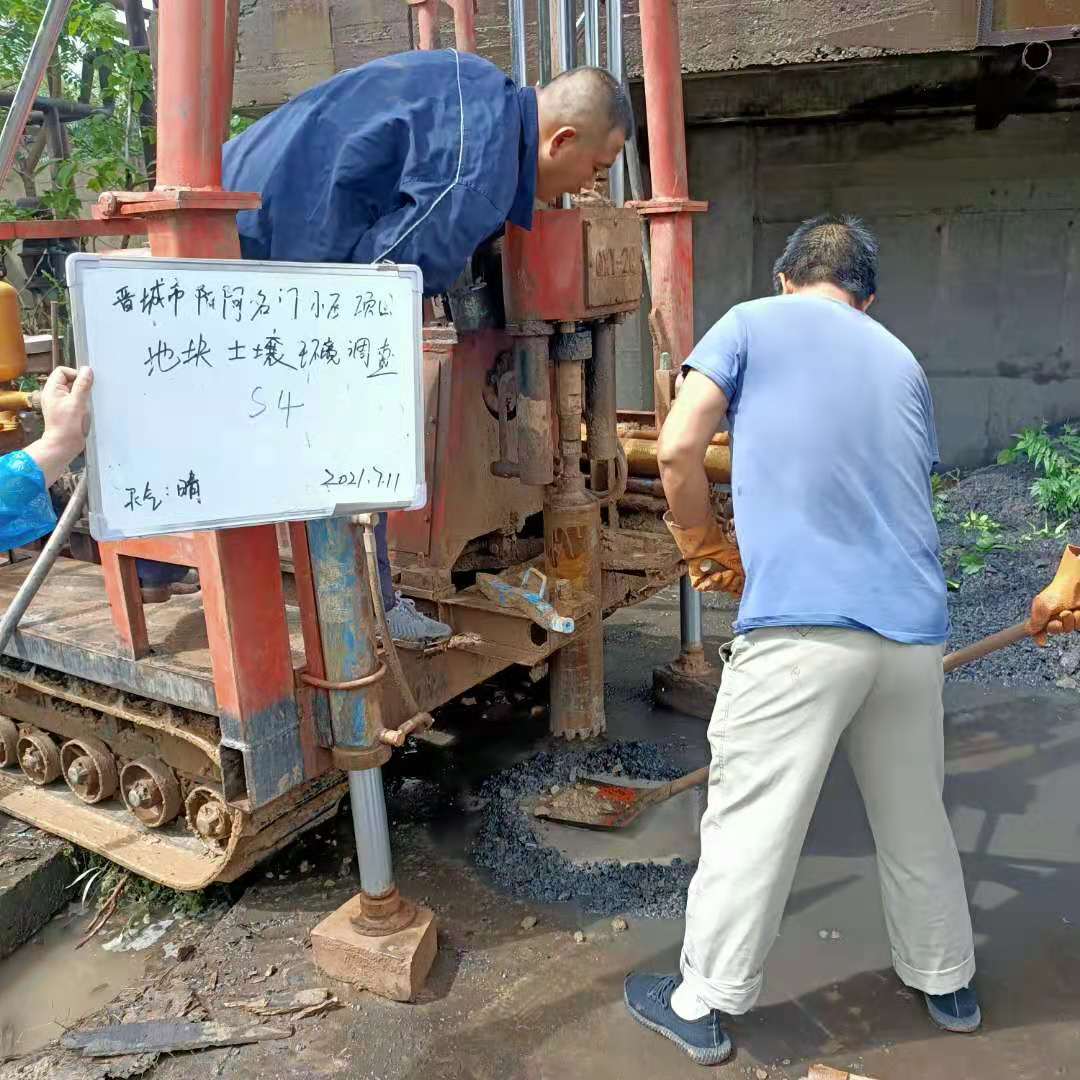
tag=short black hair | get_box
[772,214,878,303]
[543,66,635,140]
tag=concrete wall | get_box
[687,110,1080,465]
[233,0,989,113]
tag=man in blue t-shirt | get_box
[624,216,981,1063]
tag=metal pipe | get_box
[0,0,73,190]
[155,0,228,189]
[625,135,651,291]
[679,575,703,655]
[584,0,600,66]
[0,92,103,121]
[510,0,528,86]
[0,474,87,656]
[348,769,394,897]
[585,320,618,461]
[556,0,575,74]
[453,0,477,52]
[416,0,441,50]
[639,0,697,382]
[515,333,555,486]
[305,517,384,751]
[537,0,552,83]
[222,0,241,143]
[606,0,625,204]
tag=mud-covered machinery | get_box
[0,0,713,892]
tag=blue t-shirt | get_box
[685,294,948,646]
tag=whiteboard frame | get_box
[66,254,427,541]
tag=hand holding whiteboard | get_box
[66,254,425,541]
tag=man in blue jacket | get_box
[224,50,631,644]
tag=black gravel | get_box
[471,741,696,918]
[940,455,1079,688]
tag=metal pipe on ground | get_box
[0,0,73,189]
[622,436,730,484]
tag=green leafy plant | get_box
[998,424,1080,519]
[947,510,1013,577]
[930,470,960,524]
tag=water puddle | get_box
[0,903,154,1060]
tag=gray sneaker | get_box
[386,595,452,646]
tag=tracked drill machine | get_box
[0,0,717,910]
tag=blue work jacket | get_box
[223,49,538,296]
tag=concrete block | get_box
[310,893,437,1002]
[0,815,70,960]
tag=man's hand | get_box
[1030,544,1080,645]
[665,512,745,597]
[26,367,93,487]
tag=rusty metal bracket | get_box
[331,743,392,771]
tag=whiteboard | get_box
[66,254,425,542]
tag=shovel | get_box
[532,616,1039,830]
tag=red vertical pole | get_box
[415,0,441,50]
[452,0,476,51]
[635,0,707,424]
[97,0,303,806]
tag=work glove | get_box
[664,511,745,597]
[1030,544,1080,646]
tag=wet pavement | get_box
[4,592,1080,1079]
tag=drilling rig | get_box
[0,0,719,942]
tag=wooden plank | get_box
[62,1019,293,1057]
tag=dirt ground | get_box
[4,592,1080,1080]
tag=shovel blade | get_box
[531,776,652,830]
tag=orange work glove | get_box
[664,512,745,597]
[1030,544,1080,646]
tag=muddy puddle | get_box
[0,902,153,1059]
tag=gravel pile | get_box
[940,454,1079,689]
[471,741,696,918]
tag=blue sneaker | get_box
[623,973,733,1065]
[924,985,982,1033]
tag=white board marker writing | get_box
[66,254,425,541]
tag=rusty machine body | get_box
[0,0,711,891]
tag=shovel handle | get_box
[656,623,1032,804]
[664,765,709,798]
[942,619,1032,674]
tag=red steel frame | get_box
[635,0,706,425]
[4,0,694,794]
[89,1,304,807]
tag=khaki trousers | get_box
[680,627,975,1015]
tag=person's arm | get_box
[658,371,729,529]
[361,183,504,297]
[25,366,93,486]
[0,367,92,551]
